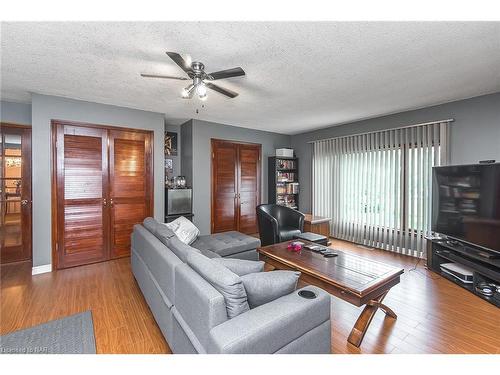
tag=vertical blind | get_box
[312,120,451,258]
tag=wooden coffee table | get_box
[257,240,404,347]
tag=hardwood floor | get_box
[1,238,499,354]
[0,258,170,353]
[327,238,500,354]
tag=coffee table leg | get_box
[347,291,397,347]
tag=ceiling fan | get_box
[141,52,245,100]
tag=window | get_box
[312,121,450,258]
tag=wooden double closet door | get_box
[211,139,261,234]
[52,121,153,269]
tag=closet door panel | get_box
[238,145,261,234]
[211,141,238,233]
[55,124,109,269]
[211,140,261,234]
[63,203,104,254]
[109,130,153,259]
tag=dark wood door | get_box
[211,140,238,233]
[109,129,153,259]
[238,144,261,234]
[52,121,153,269]
[211,139,261,234]
[0,124,32,264]
[54,123,109,269]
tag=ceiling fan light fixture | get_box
[142,51,245,100]
[182,83,195,98]
[196,82,207,97]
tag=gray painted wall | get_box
[31,94,165,267]
[187,119,291,234]
[1,100,32,124]
[165,122,181,179]
[180,120,193,187]
[5,91,498,264]
[291,92,500,213]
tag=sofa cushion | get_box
[143,217,159,234]
[241,270,300,308]
[187,252,250,319]
[165,235,202,263]
[213,258,264,276]
[191,231,261,257]
[143,217,177,241]
[199,249,222,259]
[156,223,176,241]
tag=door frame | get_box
[50,119,154,270]
[0,122,32,264]
[210,138,262,234]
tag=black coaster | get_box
[298,290,317,299]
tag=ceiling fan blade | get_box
[207,67,245,81]
[205,82,238,98]
[166,52,194,76]
[140,73,189,80]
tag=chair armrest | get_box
[257,209,280,246]
[283,208,305,232]
[207,286,331,354]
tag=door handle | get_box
[103,198,107,206]
[21,199,29,206]
[110,198,114,207]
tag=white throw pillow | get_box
[164,216,200,245]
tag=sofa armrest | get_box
[207,286,331,354]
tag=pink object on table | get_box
[287,242,302,252]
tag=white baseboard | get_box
[32,264,52,275]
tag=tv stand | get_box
[427,236,500,307]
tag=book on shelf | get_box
[277,172,296,182]
[277,194,297,209]
[277,159,296,170]
[276,183,299,195]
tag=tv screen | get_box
[432,163,500,253]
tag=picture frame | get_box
[165,131,178,156]
[165,158,173,171]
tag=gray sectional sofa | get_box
[131,218,332,354]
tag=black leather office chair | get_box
[256,204,305,246]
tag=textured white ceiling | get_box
[1,22,499,134]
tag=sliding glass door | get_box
[312,120,451,257]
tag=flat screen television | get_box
[432,163,500,253]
